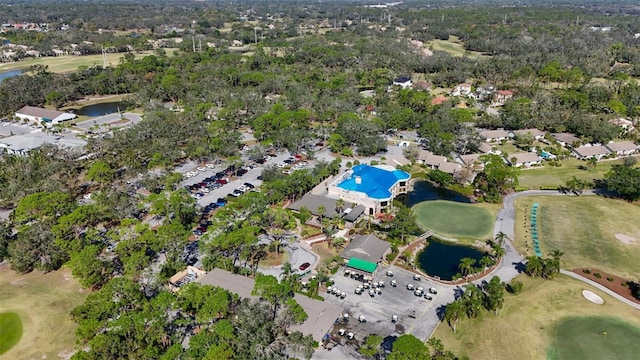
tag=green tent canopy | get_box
[346,257,377,273]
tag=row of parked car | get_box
[229,182,255,197]
[200,198,228,216]
[184,163,217,178]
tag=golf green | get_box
[0,312,23,355]
[549,316,640,360]
[412,200,493,239]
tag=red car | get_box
[298,262,311,271]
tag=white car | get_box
[277,163,287,168]
[282,170,292,175]
[206,163,215,168]
[197,167,207,172]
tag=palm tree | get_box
[492,243,506,260]
[335,197,345,217]
[479,256,493,270]
[586,156,598,171]
[444,300,465,333]
[494,232,508,247]
[462,284,484,318]
[525,256,544,277]
[458,257,477,279]
[280,262,293,282]
[317,205,326,233]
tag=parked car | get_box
[244,182,255,189]
[298,262,311,271]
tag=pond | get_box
[399,180,471,207]
[0,69,24,83]
[417,238,487,281]
[75,101,123,116]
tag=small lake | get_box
[417,238,487,280]
[0,69,24,83]
[75,101,123,116]
[399,180,471,207]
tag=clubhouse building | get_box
[327,164,411,215]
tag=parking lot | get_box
[323,265,456,342]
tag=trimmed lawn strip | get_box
[550,316,640,360]
[413,200,494,241]
[0,312,22,355]
[0,48,179,74]
[0,265,87,359]
[518,157,635,189]
[432,275,640,360]
[513,196,640,279]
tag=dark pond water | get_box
[417,238,487,280]
[399,180,471,207]
[76,101,123,116]
[0,69,24,83]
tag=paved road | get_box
[75,112,142,131]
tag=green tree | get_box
[285,298,308,324]
[359,334,383,358]
[86,160,115,185]
[69,244,113,289]
[388,334,428,360]
[586,157,598,171]
[429,169,454,187]
[252,274,293,320]
[444,300,465,333]
[525,256,544,277]
[605,164,640,201]
[458,257,477,278]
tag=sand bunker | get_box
[615,233,638,245]
[582,290,604,305]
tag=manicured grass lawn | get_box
[258,251,290,267]
[432,275,640,360]
[513,196,640,279]
[549,316,640,360]
[426,35,486,59]
[0,48,179,73]
[412,200,494,241]
[0,312,22,355]
[0,265,87,359]
[519,157,635,189]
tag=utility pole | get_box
[576,16,580,26]
[254,27,257,44]
[198,38,202,52]
[192,36,195,53]
[101,47,107,67]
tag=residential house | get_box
[15,106,76,126]
[469,84,495,101]
[421,152,447,168]
[385,154,411,167]
[478,142,494,154]
[552,133,581,148]
[605,141,638,156]
[513,128,546,141]
[451,83,472,97]
[493,90,514,104]
[438,161,462,175]
[479,129,510,143]
[168,266,206,292]
[507,152,542,167]
[608,118,635,132]
[392,76,413,89]
[458,153,485,170]
[573,145,610,160]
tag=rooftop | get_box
[438,161,462,174]
[509,152,542,164]
[15,106,74,121]
[573,145,610,157]
[341,234,390,263]
[197,268,343,341]
[513,128,546,138]
[605,141,637,152]
[346,257,378,273]
[336,164,410,200]
[480,129,510,140]
[289,194,360,220]
[553,133,580,145]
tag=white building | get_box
[507,152,542,167]
[327,164,410,215]
[605,141,638,156]
[15,106,76,126]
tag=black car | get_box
[244,182,255,189]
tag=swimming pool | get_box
[336,164,410,199]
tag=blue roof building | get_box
[329,164,411,215]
